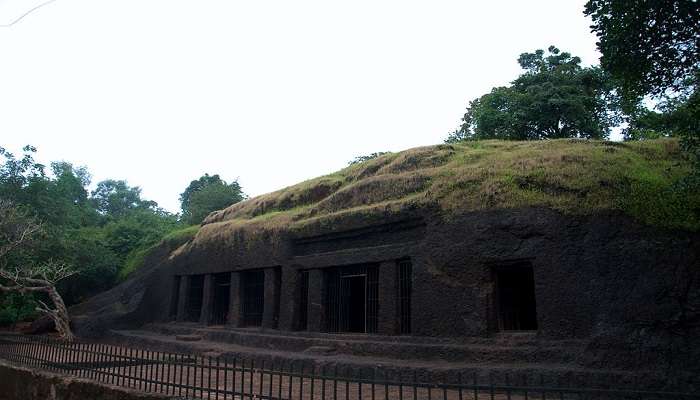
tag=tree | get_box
[0,200,76,341]
[625,89,700,142]
[91,180,157,219]
[180,174,245,224]
[0,145,182,309]
[448,46,620,142]
[584,0,700,103]
[179,174,224,215]
[585,0,700,171]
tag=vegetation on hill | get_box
[199,139,698,246]
[118,225,200,281]
[180,174,245,225]
[3,0,698,331]
[0,146,213,326]
[446,47,620,142]
[585,0,700,179]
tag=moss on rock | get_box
[199,138,696,235]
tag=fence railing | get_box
[0,333,697,400]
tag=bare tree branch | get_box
[0,199,77,341]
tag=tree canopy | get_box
[585,0,699,171]
[91,180,158,218]
[446,46,619,142]
[180,174,245,225]
[0,145,183,326]
[585,0,700,102]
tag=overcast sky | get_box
[0,0,604,213]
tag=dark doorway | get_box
[186,275,204,322]
[341,275,367,333]
[241,270,265,327]
[210,273,231,325]
[496,264,538,331]
[325,264,378,333]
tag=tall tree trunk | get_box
[34,286,75,342]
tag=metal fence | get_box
[0,333,697,400]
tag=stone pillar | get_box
[278,266,300,331]
[378,261,398,335]
[262,267,281,329]
[307,269,325,332]
[227,272,242,328]
[176,275,189,322]
[199,274,214,325]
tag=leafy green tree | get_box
[0,200,77,340]
[179,174,223,214]
[0,145,185,313]
[584,0,699,103]
[180,174,245,224]
[448,47,619,142]
[0,146,46,205]
[102,209,179,258]
[91,180,157,218]
[585,0,699,171]
[625,89,700,141]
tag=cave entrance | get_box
[241,270,265,327]
[326,264,378,334]
[186,275,204,322]
[210,272,231,325]
[495,264,538,331]
[341,275,367,333]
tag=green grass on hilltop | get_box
[201,138,698,234]
[119,225,200,280]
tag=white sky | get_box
[0,0,606,213]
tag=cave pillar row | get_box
[277,265,300,331]
[199,274,214,325]
[377,260,399,335]
[227,272,242,328]
[262,267,281,329]
[307,268,326,332]
[175,275,189,322]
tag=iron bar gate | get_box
[397,259,412,335]
[186,275,205,322]
[241,270,265,327]
[325,264,378,334]
[0,333,698,400]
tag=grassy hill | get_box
[200,138,698,238]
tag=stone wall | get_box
[0,361,171,400]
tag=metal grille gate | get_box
[186,275,205,322]
[397,259,412,335]
[299,270,309,330]
[210,272,232,325]
[325,264,378,333]
[241,270,265,327]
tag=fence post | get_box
[250,358,255,400]
[278,359,284,400]
[288,360,293,400]
[259,358,264,400]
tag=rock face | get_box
[70,139,700,382]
